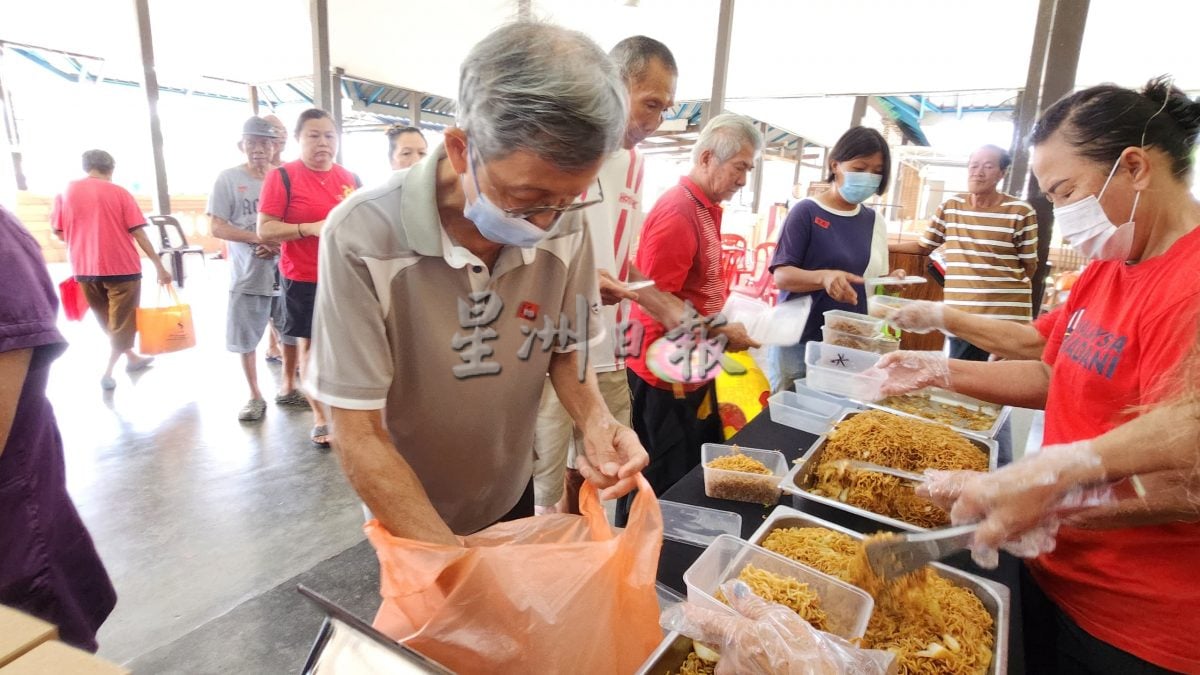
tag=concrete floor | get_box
[46,260,370,670]
[44,258,1047,672]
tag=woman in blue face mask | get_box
[765,126,893,393]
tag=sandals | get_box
[311,425,332,449]
[238,398,267,422]
[274,390,310,408]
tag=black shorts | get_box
[281,277,317,340]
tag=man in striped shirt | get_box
[891,145,1038,360]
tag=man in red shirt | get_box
[618,113,762,524]
[52,150,172,390]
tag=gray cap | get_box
[243,117,279,138]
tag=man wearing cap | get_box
[208,117,283,421]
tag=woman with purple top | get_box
[766,126,892,392]
[0,206,116,650]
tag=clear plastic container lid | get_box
[821,325,901,354]
[659,500,743,547]
[866,275,927,287]
[822,309,885,337]
[683,534,874,639]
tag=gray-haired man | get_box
[307,23,649,542]
[619,113,763,524]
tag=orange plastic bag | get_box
[136,285,196,355]
[367,474,664,674]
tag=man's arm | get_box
[548,350,647,500]
[130,227,173,285]
[330,407,459,544]
[0,348,32,458]
[1016,211,1039,281]
[210,216,261,245]
[889,240,928,255]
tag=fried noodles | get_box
[762,526,994,675]
[804,411,988,527]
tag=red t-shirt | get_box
[1033,226,1200,672]
[51,177,146,279]
[259,160,357,282]
[627,177,726,391]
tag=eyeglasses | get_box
[469,148,604,220]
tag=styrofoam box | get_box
[822,309,884,336]
[804,341,886,400]
[821,325,900,355]
[701,443,787,504]
[768,389,844,436]
[683,534,874,639]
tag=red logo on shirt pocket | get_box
[517,302,540,321]
[815,217,831,229]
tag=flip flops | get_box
[311,425,332,449]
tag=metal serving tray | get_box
[864,387,1013,441]
[635,631,693,675]
[748,506,1010,675]
[781,410,999,532]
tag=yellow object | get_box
[715,352,771,440]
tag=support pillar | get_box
[310,0,332,111]
[701,0,735,128]
[134,0,170,214]
[0,46,26,191]
[850,95,869,127]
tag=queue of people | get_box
[6,15,1200,674]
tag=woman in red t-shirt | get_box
[257,108,358,448]
[876,78,1200,673]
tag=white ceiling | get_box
[3,0,1198,143]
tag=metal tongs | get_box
[833,459,928,484]
[864,524,979,580]
[836,459,980,579]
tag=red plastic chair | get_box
[720,247,746,292]
[731,242,778,302]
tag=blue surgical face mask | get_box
[838,171,882,205]
[462,148,554,248]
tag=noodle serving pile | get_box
[705,451,772,474]
[804,411,988,527]
[713,564,828,630]
[761,526,994,675]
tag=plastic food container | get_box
[804,341,886,400]
[821,325,900,354]
[659,500,743,547]
[768,389,846,436]
[866,293,918,319]
[702,444,788,504]
[748,506,1010,675]
[683,535,874,640]
[822,309,884,337]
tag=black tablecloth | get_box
[654,409,1026,674]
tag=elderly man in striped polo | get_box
[891,144,1038,360]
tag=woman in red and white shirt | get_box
[258,108,357,447]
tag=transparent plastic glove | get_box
[917,442,1115,567]
[885,300,945,334]
[870,350,951,397]
[660,580,896,675]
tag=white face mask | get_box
[1052,158,1140,261]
